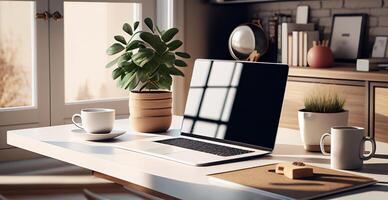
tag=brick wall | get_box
[247,0,388,53]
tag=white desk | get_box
[7,119,388,199]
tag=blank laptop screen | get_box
[181,59,288,150]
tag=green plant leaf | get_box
[167,40,183,51]
[158,69,173,90]
[145,81,160,90]
[122,71,137,89]
[155,25,163,36]
[136,69,148,82]
[107,43,125,55]
[114,35,126,45]
[132,48,155,67]
[126,76,139,90]
[175,52,191,58]
[117,52,133,64]
[105,56,120,68]
[139,32,167,54]
[123,23,133,35]
[112,67,124,80]
[126,40,144,51]
[161,52,175,68]
[168,67,184,76]
[143,58,159,75]
[161,28,178,42]
[133,21,140,31]
[120,61,138,73]
[174,59,187,67]
[144,17,154,32]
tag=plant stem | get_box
[127,31,144,45]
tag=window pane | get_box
[64,2,139,102]
[217,124,227,139]
[0,1,34,108]
[231,63,243,86]
[192,121,218,138]
[181,118,193,133]
[184,88,203,116]
[190,60,210,87]
[199,88,227,120]
[207,61,234,86]
[221,88,236,122]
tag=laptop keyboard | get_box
[155,138,254,157]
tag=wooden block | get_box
[275,162,313,179]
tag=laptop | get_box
[116,59,289,166]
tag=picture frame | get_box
[372,36,388,58]
[329,14,367,62]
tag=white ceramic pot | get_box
[298,110,349,152]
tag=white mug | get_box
[72,108,115,133]
[320,126,376,170]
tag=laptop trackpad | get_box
[141,142,185,155]
[145,146,184,155]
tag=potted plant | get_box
[106,18,190,133]
[298,88,348,152]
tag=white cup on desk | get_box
[72,108,115,133]
[320,126,376,170]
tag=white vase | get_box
[298,110,349,152]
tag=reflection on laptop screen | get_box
[181,59,288,150]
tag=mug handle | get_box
[72,114,83,129]
[360,137,376,161]
[320,133,331,156]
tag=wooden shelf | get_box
[288,66,388,82]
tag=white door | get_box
[0,0,50,149]
[49,0,156,125]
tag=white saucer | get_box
[71,129,126,141]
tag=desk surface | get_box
[7,119,388,200]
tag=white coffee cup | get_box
[72,108,115,133]
[320,126,376,170]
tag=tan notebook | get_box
[208,163,376,200]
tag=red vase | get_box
[307,46,334,68]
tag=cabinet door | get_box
[375,87,388,143]
[280,81,366,130]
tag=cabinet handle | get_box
[52,11,63,21]
[35,11,51,20]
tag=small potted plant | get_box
[106,18,190,133]
[298,88,348,152]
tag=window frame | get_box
[49,0,156,125]
[0,0,50,149]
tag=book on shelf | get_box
[276,14,291,63]
[303,31,319,66]
[292,31,299,66]
[298,31,304,67]
[281,23,315,64]
[287,35,293,66]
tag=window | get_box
[0,0,156,151]
[182,61,242,139]
[0,0,51,151]
[0,1,35,109]
[50,0,156,125]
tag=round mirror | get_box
[228,23,268,61]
